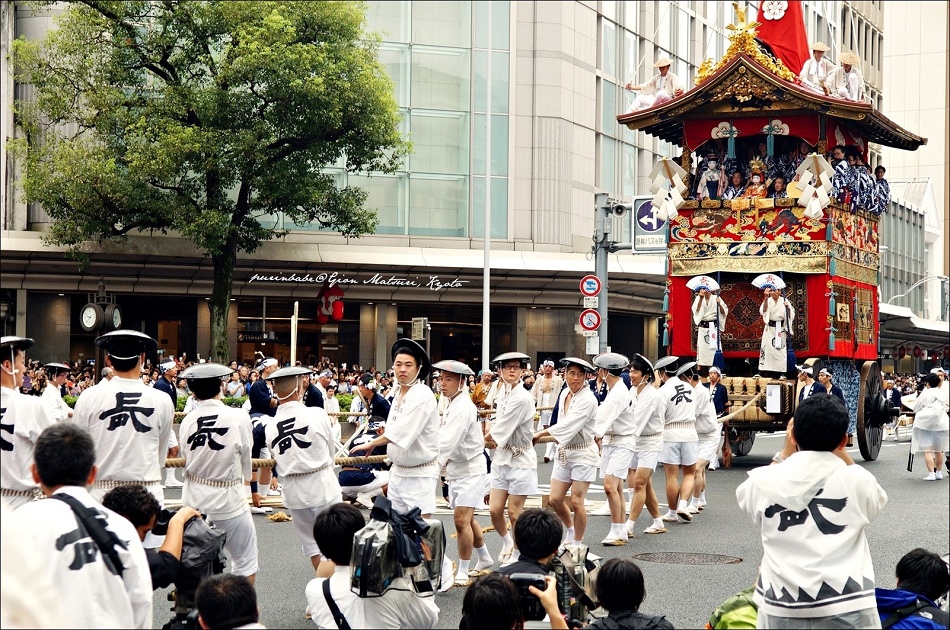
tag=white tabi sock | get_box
[565,526,575,542]
[502,532,514,547]
[677,499,689,511]
[475,545,492,562]
[654,517,666,528]
[457,559,471,577]
[700,491,706,502]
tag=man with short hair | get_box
[42,362,74,421]
[738,395,887,628]
[348,373,391,424]
[266,366,341,575]
[471,370,494,411]
[101,366,115,381]
[17,423,152,628]
[196,574,264,630]
[494,508,562,578]
[179,363,258,583]
[305,503,440,629]
[689,372,719,514]
[70,330,174,504]
[872,165,890,215]
[300,371,325,409]
[875,548,950,630]
[534,357,599,548]
[817,368,846,404]
[483,351,538,563]
[1,336,56,509]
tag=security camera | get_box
[611,203,631,218]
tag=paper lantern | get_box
[913,346,922,358]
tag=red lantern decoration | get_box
[898,346,906,359]
[944,346,949,359]
[913,346,922,358]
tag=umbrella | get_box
[751,273,786,290]
[686,275,720,292]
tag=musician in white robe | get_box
[1,336,56,510]
[828,52,868,102]
[534,357,599,548]
[691,287,729,370]
[266,366,341,574]
[799,41,836,93]
[71,330,173,504]
[758,285,796,377]
[179,363,258,581]
[624,58,684,112]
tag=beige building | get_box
[1,1,940,368]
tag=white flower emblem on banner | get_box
[711,121,739,140]
[762,1,788,20]
[761,120,790,135]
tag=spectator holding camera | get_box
[102,484,202,589]
[587,558,674,629]
[495,507,562,579]
[737,395,887,628]
[875,547,950,629]
[461,572,567,630]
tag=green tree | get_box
[11,1,407,360]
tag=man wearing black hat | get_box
[70,330,174,504]
[42,362,74,421]
[484,351,538,564]
[178,363,258,583]
[267,366,342,575]
[1,337,57,509]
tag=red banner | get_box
[683,115,820,151]
[756,1,810,78]
[826,120,869,159]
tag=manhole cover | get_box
[632,552,742,565]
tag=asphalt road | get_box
[153,432,949,629]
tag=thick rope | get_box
[720,390,766,422]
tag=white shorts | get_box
[491,465,539,496]
[289,499,343,559]
[537,411,553,429]
[551,461,598,484]
[448,474,489,509]
[660,441,699,466]
[600,444,635,479]
[628,450,661,472]
[696,436,720,463]
[389,475,437,515]
[212,511,258,576]
[167,429,179,450]
[340,471,390,499]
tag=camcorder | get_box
[507,573,548,621]
[160,511,227,630]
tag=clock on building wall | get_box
[104,304,122,330]
[80,303,104,332]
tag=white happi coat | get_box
[548,386,599,468]
[41,383,72,422]
[17,485,153,628]
[592,379,636,446]
[265,401,340,510]
[70,376,173,503]
[692,294,729,367]
[759,296,795,373]
[490,382,537,469]
[180,400,253,521]
[692,381,720,441]
[658,377,697,444]
[385,382,441,478]
[631,383,665,453]
[799,56,836,91]
[438,390,486,481]
[1,386,56,509]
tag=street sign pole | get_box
[594,193,609,353]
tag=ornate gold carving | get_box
[696,2,797,86]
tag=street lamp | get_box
[886,275,950,305]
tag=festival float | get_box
[617,3,927,461]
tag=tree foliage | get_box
[12,0,408,359]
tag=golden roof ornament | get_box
[695,1,797,86]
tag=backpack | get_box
[881,599,949,629]
[551,543,601,624]
[349,495,445,598]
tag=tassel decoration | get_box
[662,323,670,347]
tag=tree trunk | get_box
[209,237,237,362]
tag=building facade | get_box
[1,1,934,371]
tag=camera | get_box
[151,508,177,537]
[508,573,547,621]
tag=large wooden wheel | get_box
[730,431,756,456]
[857,361,887,461]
